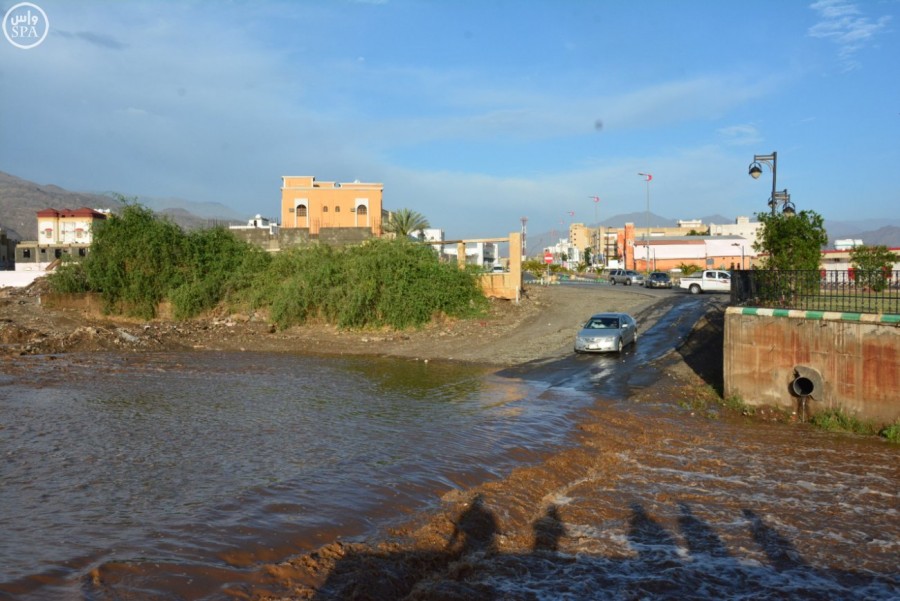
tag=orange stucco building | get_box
[280,176,385,236]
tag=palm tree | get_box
[383,208,430,238]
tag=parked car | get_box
[645,271,673,289]
[608,269,645,286]
[573,312,638,353]
[679,269,732,294]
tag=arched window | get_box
[297,205,308,217]
[323,206,329,213]
[356,205,368,216]
[335,206,341,212]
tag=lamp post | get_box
[749,152,795,215]
[638,173,653,268]
[638,173,652,244]
[590,196,600,269]
[731,242,745,270]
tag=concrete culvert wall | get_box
[724,307,900,425]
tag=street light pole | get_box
[749,152,777,214]
[749,152,795,215]
[590,196,600,269]
[638,173,652,270]
[731,242,745,270]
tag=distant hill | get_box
[830,225,900,248]
[0,171,120,240]
[825,219,900,248]
[0,171,239,240]
[138,195,245,221]
[593,212,735,228]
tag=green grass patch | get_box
[878,420,900,443]
[809,409,881,437]
[722,394,755,415]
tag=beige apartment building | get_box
[16,207,108,270]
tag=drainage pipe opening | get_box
[791,376,815,397]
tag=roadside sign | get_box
[544,252,553,264]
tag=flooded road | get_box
[2,294,897,599]
[0,352,590,599]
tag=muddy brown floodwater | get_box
[265,406,898,601]
[2,281,897,600]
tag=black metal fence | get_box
[731,269,900,315]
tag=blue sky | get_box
[1,0,898,240]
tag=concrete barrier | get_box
[724,307,900,424]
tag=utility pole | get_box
[520,216,527,261]
[638,173,652,271]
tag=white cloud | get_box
[808,0,892,71]
[717,124,762,146]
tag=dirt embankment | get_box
[1,280,666,366]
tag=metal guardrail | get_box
[731,269,900,315]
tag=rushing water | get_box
[0,352,588,600]
[1,296,897,600]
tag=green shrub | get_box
[879,420,900,443]
[810,409,879,436]
[170,226,270,319]
[723,395,754,415]
[521,259,548,278]
[243,244,342,327]
[84,202,187,318]
[250,239,487,330]
[678,263,702,276]
[47,260,90,293]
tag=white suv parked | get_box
[608,269,645,286]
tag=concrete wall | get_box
[230,227,367,250]
[476,232,523,301]
[724,307,900,424]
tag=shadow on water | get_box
[292,498,900,601]
[295,498,897,600]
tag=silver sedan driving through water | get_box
[573,312,637,353]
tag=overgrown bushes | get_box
[48,202,487,329]
[48,203,267,319]
[242,238,487,329]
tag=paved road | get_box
[499,283,726,396]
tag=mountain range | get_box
[0,171,243,240]
[1,171,898,248]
